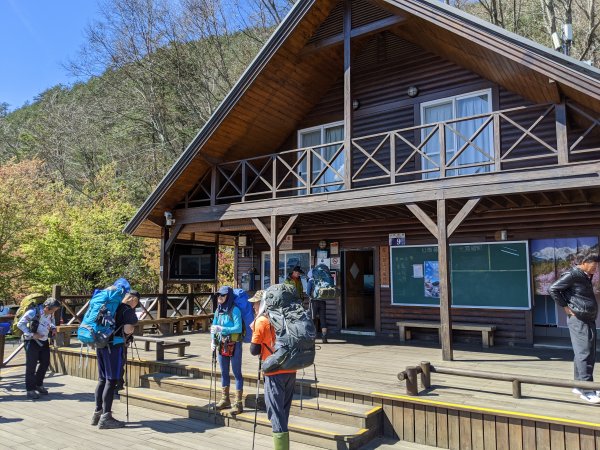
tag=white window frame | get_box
[297,121,345,191]
[261,250,312,289]
[420,89,493,179]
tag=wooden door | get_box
[343,250,375,329]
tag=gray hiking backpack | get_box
[262,284,316,373]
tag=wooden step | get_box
[141,373,382,428]
[122,386,376,449]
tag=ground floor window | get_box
[261,250,311,290]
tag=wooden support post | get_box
[512,380,522,398]
[178,338,186,357]
[405,366,419,396]
[270,215,279,286]
[343,0,352,190]
[210,165,217,206]
[555,101,569,165]
[437,199,453,361]
[52,284,62,325]
[158,226,170,328]
[420,361,431,389]
[233,238,239,288]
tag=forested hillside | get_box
[0,0,596,299]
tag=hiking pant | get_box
[310,300,328,329]
[24,339,50,391]
[95,344,124,413]
[568,315,597,381]
[218,341,243,390]
[264,372,296,433]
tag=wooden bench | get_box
[396,320,496,348]
[134,336,191,361]
[134,314,213,335]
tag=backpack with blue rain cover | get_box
[77,278,130,348]
[232,288,254,343]
[309,264,339,300]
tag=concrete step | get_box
[141,373,381,428]
[122,386,376,449]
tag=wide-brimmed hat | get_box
[290,265,305,275]
[249,290,265,303]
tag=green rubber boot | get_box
[273,432,290,450]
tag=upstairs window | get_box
[421,89,493,179]
[298,122,344,193]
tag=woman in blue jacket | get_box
[211,285,244,414]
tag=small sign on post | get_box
[389,233,406,246]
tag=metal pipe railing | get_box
[397,361,600,398]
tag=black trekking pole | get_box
[212,348,217,424]
[125,344,129,423]
[209,348,215,418]
[252,357,262,450]
[313,363,320,410]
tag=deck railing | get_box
[183,101,600,206]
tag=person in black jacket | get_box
[549,253,600,404]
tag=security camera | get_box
[164,211,175,227]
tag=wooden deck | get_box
[46,333,600,426]
[0,350,432,450]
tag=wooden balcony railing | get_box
[182,101,600,206]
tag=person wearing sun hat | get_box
[248,290,265,328]
[283,265,305,301]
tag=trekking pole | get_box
[212,348,217,424]
[209,348,214,418]
[300,367,305,410]
[313,363,320,410]
[125,345,130,423]
[252,357,262,450]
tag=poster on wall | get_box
[389,233,406,246]
[280,235,293,251]
[379,246,390,288]
[330,256,341,270]
[530,237,600,327]
[330,242,339,255]
[423,261,440,298]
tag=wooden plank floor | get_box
[107,333,600,426]
[0,350,435,450]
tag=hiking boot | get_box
[322,335,328,344]
[580,392,600,404]
[98,412,125,429]
[91,410,102,426]
[215,386,231,410]
[273,432,290,450]
[27,390,40,400]
[231,390,243,415]
[35,385,49,395]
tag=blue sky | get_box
[0,1,100,111]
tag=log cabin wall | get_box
[236,201,600,345]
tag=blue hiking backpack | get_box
[77,279,130,348]
[309,264,339,300]
[232,288,254,343]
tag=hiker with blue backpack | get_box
[211,286,254,415]
[16,297,61,399]
[77,278,139,429]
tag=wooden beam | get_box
[447,198,481,237]
[407,203,439,237]
[437,199,453,361]
[276,214,299,246]
[158,226,169,319]
[164,223,183,252]
[343,0,352,191]
[270,215,279,287]
[301,15,407,54]
[252,218,271,243]
[174,162,600,224]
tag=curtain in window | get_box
[422,102,452,179]
[454,94,492,174]
[322,125,344,191]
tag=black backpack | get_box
[262,284,316,374]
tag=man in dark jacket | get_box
[549,253,600,404]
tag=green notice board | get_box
[390,242,531,309]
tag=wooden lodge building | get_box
[125,0,600,361]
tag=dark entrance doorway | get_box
[342,249,375,330]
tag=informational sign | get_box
[330,256,341,270]
[330,242,339,255]
[316,250,328,259]
[280,235,293,250]
[379,246,390,288]
[316,257,331,268]
[389,233,406,246]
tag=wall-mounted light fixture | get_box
[164,210,176,227]
[352,99,360,110]
[407,86,419,98]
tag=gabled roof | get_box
[125,0,600,239]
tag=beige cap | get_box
[248,290,265,303]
